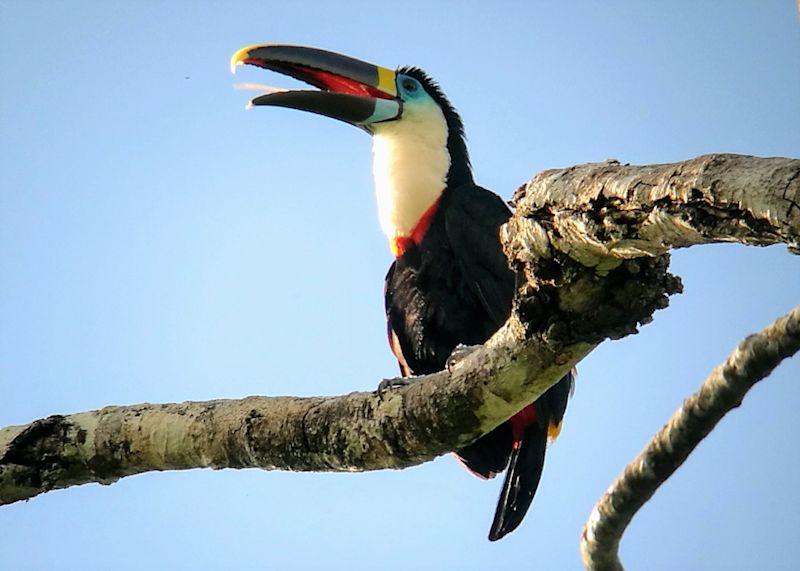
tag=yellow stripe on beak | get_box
[377,66,397,97]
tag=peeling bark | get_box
[1,153,798,559]
[511,154,799,273]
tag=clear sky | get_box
[2,2,799,570]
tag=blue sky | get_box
[2,2,799,569]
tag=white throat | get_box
[371,102,450,240]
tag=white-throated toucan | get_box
[231,44,573,541]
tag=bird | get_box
[230,44,573,541]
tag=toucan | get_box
[230,44,573,541]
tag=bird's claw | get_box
[447,344,480,373]
[375,377,412,400]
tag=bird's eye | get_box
[402,78,418,93]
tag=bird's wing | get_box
[444,184,515,331]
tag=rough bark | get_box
[1,155,798,544]
[0,319,593,505]
[580,304,800,571]
[509,154,799,274]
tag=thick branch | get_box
[580,304,800,571]
[511,154,799,274]
[0,238,675,506]
[0,316,598,505]
[1,153,795,509]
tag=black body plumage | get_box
[385,183,514,374]
[384,181,572,540]
[383,69,572,541]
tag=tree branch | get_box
[510,153,799,273]
[1,154,797,524]
[0,317,600,506]
[580,304,800,571]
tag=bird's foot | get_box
[447,344,481,373]
[375,377,412,400]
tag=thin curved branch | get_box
[580,304,800,571]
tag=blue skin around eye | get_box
[397,75,427,101]
[363,76,433,124]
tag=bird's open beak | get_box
[230,44,401,127]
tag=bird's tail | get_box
[487,424,548,542]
